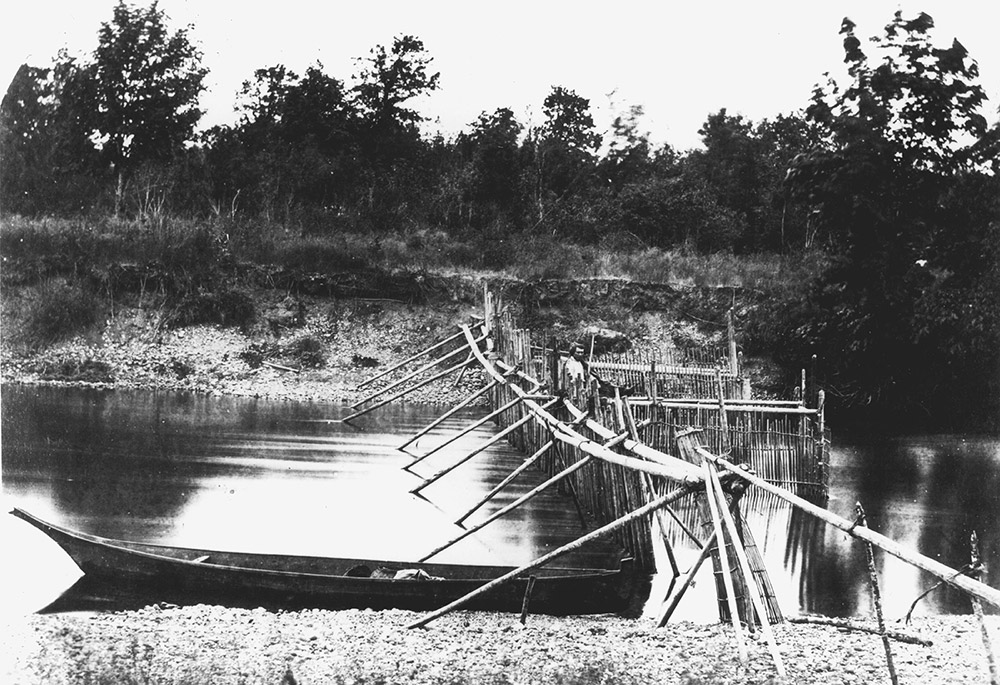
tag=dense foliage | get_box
[1,3,998,429]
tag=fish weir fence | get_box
[486,302,829,573]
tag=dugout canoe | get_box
[11,508,636,614]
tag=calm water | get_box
[3,385,998,620]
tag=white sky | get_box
[2,1,998,151]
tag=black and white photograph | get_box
[1,1,998,682]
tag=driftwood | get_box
[787,616,932,646]
[262,360,299,373]
[856,501,898,685]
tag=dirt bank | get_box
[3,605,997,684]
[1,280,755,404]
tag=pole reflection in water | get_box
[1,385,618,614]
[4,385,998,620]
[651,433,1000,621]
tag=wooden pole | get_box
[692,440,1000,610]
[727,308,738,376]
[420,456,594,561]
[422,422,645,561]
[971,531,999,685]
[407,395,536,468]
[519,576,537,625]
[454,439,554,525]
[411,399,558,494]
[855,501,898,685]
[656,530,719,627]
[701,459,748,664]
[351,333,485,408]
[707,462,786,678]
[787,617,932,646]
[407,483,695,629]
[342,358,475,423]
[454,418,645,526]
[398,380,501,453]
[355,329,467,389]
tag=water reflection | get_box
[654,434,1000,620]
[3,385,998,620]
[2,385,619,613]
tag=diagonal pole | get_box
[355,329,467,389]
[707,461,785,678]
[342,358,475,424]
[411,399,558,495]
[701,458,748,665]
[407,483,695,629]
[406,392,544,469]
[397,380,501,454]
[351,332,487,408]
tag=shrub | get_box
[8,277,102,348]
[284,334,325,369]
[163,288,255,329]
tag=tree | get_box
[1,58,102,213]
[785,12,999,427]
[526,86,602,234]
[351,35,439,161]
[90,1,207,180]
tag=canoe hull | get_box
[12,508,636,615]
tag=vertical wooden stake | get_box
[702,459,748,665]
[856,501,899,685]
[971,531,999,685]
[520,576,537,625]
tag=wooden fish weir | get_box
[348,288,1000,679]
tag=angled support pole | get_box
[411,399,559,495]
[706,459,785,678]
[397,379,502,454]
[452,413,602,526]
[355,329,467,390]
[351,331,487,409]
[407,482,696,629]
[406,390,545,469]
[342,358,475,424]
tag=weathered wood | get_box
[351,333,485,408]
[655,530,718,627]
[707,462,785,678]
[453,439,555,526]
[407,394,535,468]
[691,438,1000,611]
[262,360,299,373]
[355,329,467,389]
[406,483,695,629]
[787,616,932,646]
[342,358,475,423]
[855,501,898,685]
[398,380,502,453]
[411,399,558,494]
[520,576,537,625]
[971,531,999,685]
[701,459,748,664]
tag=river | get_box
[2,385,997,620]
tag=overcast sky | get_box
[2,1,998,151]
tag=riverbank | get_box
[3,604,997,684]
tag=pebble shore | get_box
[3,605,998,684]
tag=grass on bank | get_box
[0,215,828,292]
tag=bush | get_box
[164,288,255,329]
[8,277,102,348]
[284,334,325,369]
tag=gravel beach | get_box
[3,605,998,684]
